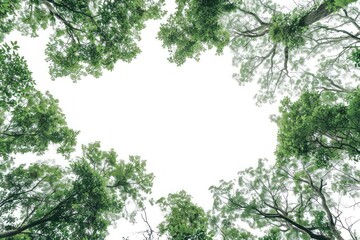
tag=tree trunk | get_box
[300,2,334,27]
[0,217,51,238]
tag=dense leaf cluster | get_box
[351,48,360,67]
[276,91,360,165]
[157,191,214,240]
[269,12,308,49]
[157,0,237,65]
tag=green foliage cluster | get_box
[0,0,165,80]
[326,0,357,9]
[269,11,308,49]
[0,142,154,239]
[211,155,360,239]
[311,211,332,236]
[0,43,78,159]
[275,90,360,165]
[0,42,33,107]
[350,47,360,67]
[258,228,281,240]
[0,89,78,158]
[269,0,357,50]
[157,191,214,240]
[158,0,237,65]
[0,0,21,42]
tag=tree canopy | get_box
[1,0,360,239]
[0,43,154,239]
[210,157,360,240]
[0,42,77,160]
[206,89,360,240]
[0,142,154,239]
[159,0,360,103]
[229,0,359,103]
[0,0,165,80]
[1,0,360,103]
[275,90,360,165]
[156,190,214,240]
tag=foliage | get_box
[210,158,360,240]
[157,190,214,240]
[225,0,359,103]
[208,213,255,240]
[0,44,153,239]
[275,90,360,165]
[2,0,360,104]
[0,142,154,239]
[2,0,360,103]
[336,0,358,6]
[2,1,360,239]
[326,0,358,8]
[0,0,21,42]
[258,229,281,240]
[350,47,360,67]
[0,43,78,160]
[0,42,34,108]
[269,11,308,49]
[0,90,78,158]
[0,0,165,80]
[157,0,360,103]
[157,0,237,65]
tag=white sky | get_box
[9,17,278,239]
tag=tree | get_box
[0,142,154,239]
[0,43,78,160]
[156,190,214,240]
[157,0,237,65]
[210,157,360,240]
[159,0,360,103]
[0,42,154,239]
[0,0,165,80]
[275,90,360,165]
